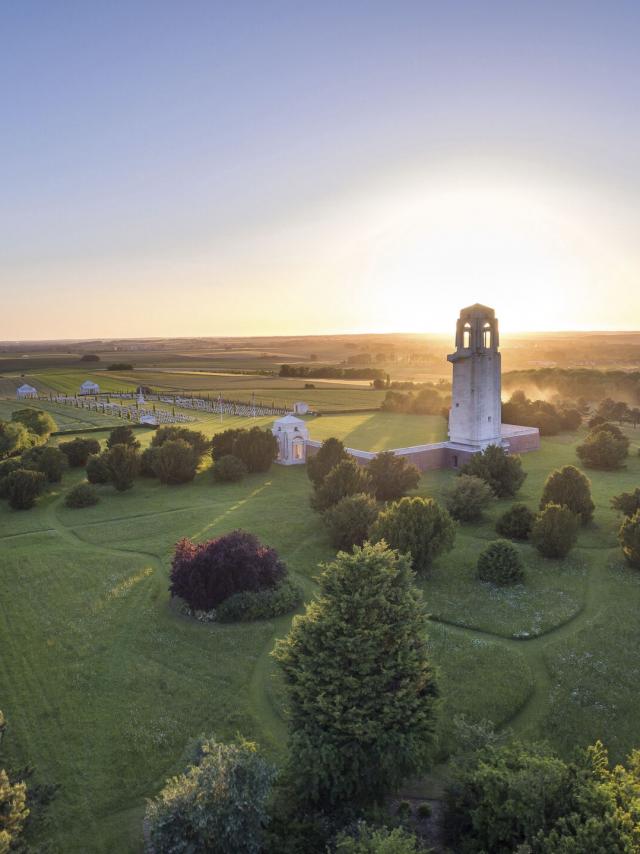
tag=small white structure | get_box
[16,383,38,399]
[80,380,100,395]
[272,414,309,465]
[293,401,310,415]
[139,414,158,426]
[137,392,145,405]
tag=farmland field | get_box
[1,405,640,851]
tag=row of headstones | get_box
[108,393,290,418]
[47,395,195,424]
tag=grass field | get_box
[1,411,640,851]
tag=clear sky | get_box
[2,1,640,339]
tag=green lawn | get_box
[1,419,640,851]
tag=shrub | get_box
[80,353,100,361]
[0,459,23,498]
[216,578,303,622]
[65,482,99,508]
[21,445,68,483]
[3,468,46,510]
[232,428,278,473]
[211,428,243,461]
[146,737,275,854]
[104,444,140,491]
[540,465,595,524]
[106,425,140,450]
[495,503,535,540]
[370,496,456,574]
[443,474,494,522]
[618,511,640,569]
[59,437,101,467]
[273,542,438,810]
[140,446,159,477]
[460,444,526,498]
[213,454,246,483]
[576,423,630,470]
[0,420,36,459]
[0,768,29,853]
[477,539,524,585]
[310,459,374,511]
[531,503,579,558]
[323,493,379,550]
[611,488,640,518]
[306,437,349,487]
[335,822,424,853]
[11,407,56,438]
[170,530,287,611]
[86,453,111,484]
[107,361,133,370]
[152,426,210,457]
[443,740,638,854]
[366,451,420,501]
[152,439,200,484]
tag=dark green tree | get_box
[59,437,101,467]
[213,454,247,483]
[21,445,68,483]
[306,437,349,487]
[322,493,379,550]
[495,503,535,540]
[370,496,455,574]
[3,469,46,510]
[311,459,374,511]
[0,420,35,459]
[145,737,275,854]
[65,482,99,508]
[539,465,595,524]
[106,425,140,450]
[618,511,640,569]
[104,444,140,491]
[232,428,278,473]
[86,453,111,484]
[273,542,438,810]
[476,540,524,585]
[576,423,630,470]
[152,439,200,484]
[366,451,420,501]
[460,445,526,498]
[443,474,494,522]
[611,488,640,518]
[531,503,579,559]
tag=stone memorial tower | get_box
[447,303,503,451]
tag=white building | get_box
[447,304,503,452]
[80,380,100,395]
[272,414,309,465]
[293,401,310,415]
[16,383,37,399]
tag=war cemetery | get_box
[1,304,639,853]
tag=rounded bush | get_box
[3,468,46,510]
[213,454,247,483]
[370,496,456,574]
[65,482,99,508]
[59,437,101,467]
[86,453,111,484]
[531,503,579,558]
[495,503,535,540]
[310,458,374,511]
[367,451,420,501]
[21,445,68,483]
[476,539,524,585]
[152,439,199,485]
[170,530,287,611]
[140,446,159,477]
[576,423,630,470]
[539,465,594,524]
[444,474,494,522]
[216,578,303,622]
[460,444,526,498]
[306,437,348,487]
[323,492,379,550]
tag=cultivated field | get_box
[1,403,640,851]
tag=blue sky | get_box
[2,1,639,338]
